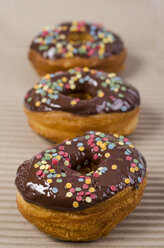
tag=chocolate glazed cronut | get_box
[29,21,126,75]
[15,132,146,211]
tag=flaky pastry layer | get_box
[16,175,147,241]
[24,106,140,142]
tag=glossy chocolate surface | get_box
[15,132,146,211]
[30,21,124,60]
[24,68,140,116]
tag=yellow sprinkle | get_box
[66,192,73,198]
[78,146,84,152]
[73,201,79,208]
[33,84,39,89]
[111,165,117,170]
[70,84,76,90]
[66,182,72,189]
[83,67,89,72]
[48,89,53,93]
[56,155,61,160]
[41,98,47,103]
[106,79,111,84]
[41,160,47,164]
[118,142,124,146]
[85,178,91,184]
[129,144,134,148]
[71,100,77,105]
[40,165,45,170]
[105,152,110,158]
[62,77,67,82]
[65,141,71,145]
[56,174,61,178]
[100,143,107,150]
[43,74,51,79]
[96,132,101,135]
[97,140,102,146]
[98,32,104,39]
[108,73,116,78]
[34,163,39,168]
[49,169,55,173]
[89,187,95,193]
[98,91,104,97]
[85,197,92,203]
[114,88,119,92]
[113,133,119,138]
[45,164,50,170]
[43,85,48,91]
[135,166,139,172]
[124,178,130,184]
[130,167,135,173]
[35,101,41,107]
[47,179,52,184]
[64,160,69,166]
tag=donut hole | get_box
[70,158,99,175]
[67,32,93,44]
[68,91,93,100]
[77,161,98,175]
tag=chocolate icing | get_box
[30,21,124,60]
[15,132,146,211]
[24,68,140,116]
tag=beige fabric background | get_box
[0,0,164,247]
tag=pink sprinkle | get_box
[93,172,99,178]
[65,84,70,89]
[65,157,70,161]
[110,185,116,192]
[90,135,95,139]
[76,196,82,201]
[75,98,80,102]
[85,192,91,195]
[52,159,58,165]
[40,173,45,178]
[36,154,42,159]
[83,184,88,189]
[78,191,84,196]
[131,163,136,167]
[48,146,53,149]
[68,164,72,168]
[59,146,64,150]
[36,170,42,176]
[90,194,96,199]
[42,31,49,37]
[90,143,95,147]
[126,156,132,161]
[85,177,91,180]
[93,154,98,160]
[70,188,75,193]
[25,94,28,99]
[87,139,93,145]
[103,138,108,141]
[59,151,64,155]
[124,138,129,142]
[110,96,114,100]
[88,49,94,56]
[93,146,99,152]
[64,152,68,157]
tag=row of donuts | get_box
[15,21,147,242]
